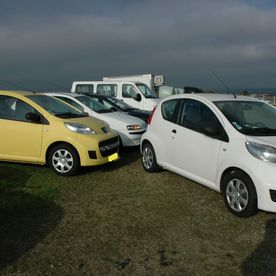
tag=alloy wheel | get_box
[225,178,249,212]
[52,149,74,174]
[143,147,153,170]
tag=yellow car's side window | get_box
[0,95,35,122]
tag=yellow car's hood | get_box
[61,116,108,134]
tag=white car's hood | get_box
[247,136,276,148]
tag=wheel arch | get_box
[45,141,80,165]
[141,139,156,155]
[220,166,259,217]
[141,139,152,149]
[219,167,253,192]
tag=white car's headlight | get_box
[246,142,276,163]
[127,125,141,131]
[65,122,96,134]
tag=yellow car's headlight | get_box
[65,122,96,134]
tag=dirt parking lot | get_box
[1,147,276,275]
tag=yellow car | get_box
[0,90,119,176]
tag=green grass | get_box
[1,148,276,275]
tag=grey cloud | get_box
[0,0,276,91]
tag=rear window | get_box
[75,84,93,94]
[96,84,117,96]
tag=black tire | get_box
[221,170,258,218]
[142,142,160,172]
[48,144,80,176]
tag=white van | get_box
[71,81,160,112]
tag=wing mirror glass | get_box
[202,125,219,137]
[133,93,142,102]
[25,112,41,123]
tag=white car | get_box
[141,93,276,217]
[46,93,147,147]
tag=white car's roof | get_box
[164,93,260,103]
[45,92,146,125]
[45,92,80,98]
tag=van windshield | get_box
[27,95,87,118]
[76,95,113,113]
[136,83,158,99]
[214,100,276,136]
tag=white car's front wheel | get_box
[222,170,258,217]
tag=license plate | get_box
[108,153,118,162]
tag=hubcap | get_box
[143,147,153,169]
[52,149,74,173]
[226,178,249,212]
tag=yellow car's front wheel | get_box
[48,144,80,176]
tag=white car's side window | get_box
[161,99,181,123]
[178,99,227,140]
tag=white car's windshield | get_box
[76,95,113,113]
[136,83,158,99]
[28,95,87,118]
[215,100,276,136]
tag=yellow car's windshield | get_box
[27,95,87,118]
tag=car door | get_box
[167,99,227,188]
[121,83,142,109]
[155,98,182,164]
[0,95,44,162]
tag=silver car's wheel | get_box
[222,170,258,217]
[142,142,159,173]
[48,144,80,176]
[225,178,248,212]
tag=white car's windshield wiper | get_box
[244,127,276,136]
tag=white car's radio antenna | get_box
[209,69,237,98]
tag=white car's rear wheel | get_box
[142,142,160,173]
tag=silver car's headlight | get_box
[127,125,141,131]
[246,142,276,163]
[65,122,96,134]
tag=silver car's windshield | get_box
[76,95,113,113]
[215,100,276,136]
[107,97,134,110]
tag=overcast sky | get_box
[0,0,276,91]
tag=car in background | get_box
[141,93,276,217]
[76,93,150,123]
[0,90,119,176]
[71,80,160,111]
[46,93,147,147]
